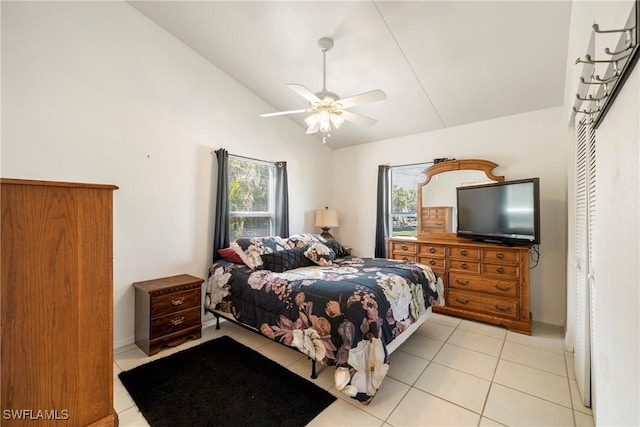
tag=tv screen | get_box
[456,178,540,245]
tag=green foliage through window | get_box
[228,157,274,240]
[390,163,428,237]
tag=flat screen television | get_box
[456,178,540,245]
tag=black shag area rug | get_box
[119,335,336,427]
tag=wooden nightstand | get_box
[134,274,204,355]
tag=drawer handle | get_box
[402,256,409,261]
[455,279,469,285]
[494,304,511,312]
[460,249,468,256]
[496,252,504,259]
[429,260,436,266]
[494,283,510,291]
[171,298,185,306]
[401,245,408,251]
[436,222,443,226]
[496,266,505,274]
[170,316,185,326]
[461,262,468,269]
[429,247,436,254]
[455,298,469,305]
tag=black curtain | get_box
[274,161,289,238]
[374,165,390,258]
[212,148,230,262]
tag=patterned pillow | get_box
[304,242,336,266]
[286,233,322,249]
[231,236,289,269]
[261,248,314,273]
[322,240,350,258]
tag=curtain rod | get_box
[211,149,277,166]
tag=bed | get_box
[204,234,444,404]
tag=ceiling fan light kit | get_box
[260,37,387,144]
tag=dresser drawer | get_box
[482,248,519,265]
[418,256,446,270]
[422,219,448,231]
[391,241,417,254]
[418,244,445,257]
[151,306,201,339]
[449,259,480,273]
[448,246,480,260]
[448,290,519,320]
[425,207,449,219]
[151,288,201,318]
[391,254,417,262]
[449,273,518,298]
[481,263,519,279]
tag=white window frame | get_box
[389,162,430,238]
[228,155,276,239]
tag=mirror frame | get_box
[417,159,505,237]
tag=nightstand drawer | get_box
[151,288,200,318]
[151,307,201,339]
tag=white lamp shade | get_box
[314,208,339,228]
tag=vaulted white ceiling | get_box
[128,1,572,148]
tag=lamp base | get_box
[320,227,335,240]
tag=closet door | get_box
[574,120,595,407]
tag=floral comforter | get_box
[205,256,444,404]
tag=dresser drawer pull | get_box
[455,279,469,285]
[461,262,468,269]
[429,247,436,253]
[494,283,510,291]
[171,298,185,306]
[402,256,409,261]
[460,249,468,256]
[401,245,408,251]
[494,304,511,312]
[496,252,504,259]
[455,298,469,305]
[496,266,505,273]
[436,222,443,226]
[170,316,185,326]
[429,260,436,266]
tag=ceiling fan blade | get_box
[340,110,377,126]
[287,84,321,104]
[260,108,313,118]
[338,89,387,109]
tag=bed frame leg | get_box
[310,359,318,379]
[214,314,220,330]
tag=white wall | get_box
[563,1,639,425]
[1,1,332,348]
[332,107,568,326]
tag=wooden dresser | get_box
[134,274,204,356]
[1,179,118,426]
[387,235,532,334]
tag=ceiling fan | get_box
[260,37,387,143]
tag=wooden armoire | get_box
[1,179,118,426]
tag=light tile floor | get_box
[114,313,594,426]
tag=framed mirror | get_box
[417,159,504,237]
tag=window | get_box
[228,156,275,241]
[390,163,429,237]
